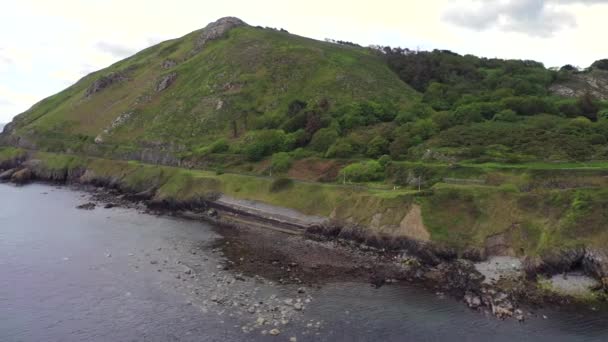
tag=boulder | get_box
[11,168,32,184]
[194,17,247,52]
[161,59,177,69]
[155,72,177,92]
[85,71,129,97]
[0,168,17,181]
[583,249,608,281]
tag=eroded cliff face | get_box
[550,69,608,100]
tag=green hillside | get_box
[3,18,608,280]
[2,17,418,163]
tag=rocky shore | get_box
[1,155,607,321]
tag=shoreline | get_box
[1,153,607,320]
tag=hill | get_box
[2,18,608,294]
[1,17,418,166]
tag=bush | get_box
[210,138,229,153]
[243,129,290,161]
[378,155,392,168]
[309,128,339,153]
[339,160,384,182]
[326,140,354,158]
[271,152,293,172]
[366,136,389,158]
[493,109,519,122]
[270,177,294,192]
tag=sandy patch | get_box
[398,204,430,241]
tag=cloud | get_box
[443,0,608,37]
[95,41,136,58]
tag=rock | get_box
[104,203,116,209]
[85,71,128,97]
[155,72,177,92]
[293,303,303,311]
[269,328,280,336]
[0,168,17,181]
[514,309,525,322]
[11,168,32,184]
[161,59,177,69]
[256,317,265,325]
[150,260,159,265]
[462,247,486,262]
[247,306,256,314]
[195,17,247,52]
[297,287,305,294]
[76,202,96,210]
[290,337,297,342]
[464,292,482,309]
[583,249,608,282]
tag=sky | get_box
[1,0,607,123]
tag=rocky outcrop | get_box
[85,71,129,97]
[11,168,32,184]
[161,59,177,69]
[522,247,608,290]
[95,111,135,144]
[194,17,247,52]
[0,168,17,181]
[155,72,177,92]
[583,249,608,288]
[550,70,608,100]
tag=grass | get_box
[8,25,417,154]
[3,147,608,257]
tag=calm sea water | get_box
[1,183,608,341]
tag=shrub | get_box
[339,160,384,182]
[378,155,392,168]
[271,152,293,172]
[243,129,290,161]
[366,136,389,158]
[270,177,294,192]
[326,140,354,158]
[309,128,339,153]
[493,109,519,122]
[210,138,229,153]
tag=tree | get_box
[577,92,599,121]
[309,128,339,153]
[366,136,389,158]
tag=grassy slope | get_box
[7,26,417,152]
[2,147,607,256]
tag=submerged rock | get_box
[76,202,96,210]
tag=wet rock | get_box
[150,260,159,265]
[464,292,482,309]
[0,168,17,181]
[76,202,96,210]
[462,247,486,262]
[269,328,280,336]
[11,168,32,184]
[514,309,525,322]
[583,249,608,283]
[155,72,177,92]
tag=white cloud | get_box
[443,0,608,37]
